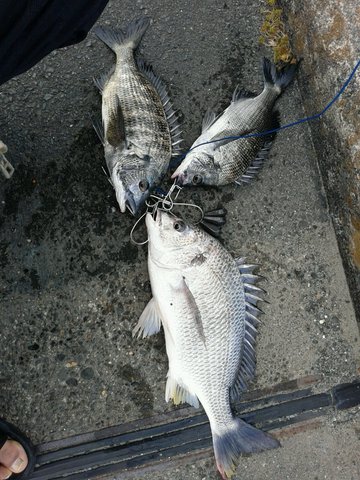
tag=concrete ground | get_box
[0,0,359,478]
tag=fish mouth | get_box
[153,208,162,225]
[125,195,138,216]
[171,170,185,186]
[147,208,162,225]
[113,179,127,213]
[112,172,142,216]
[145,209,162,233]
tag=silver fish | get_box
[93,18,182,215]
[133,210,279,479]
[172,58,296,187]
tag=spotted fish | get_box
[93,17,182,214]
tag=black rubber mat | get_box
[28,377,360,479]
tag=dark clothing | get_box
[0,0,109,85]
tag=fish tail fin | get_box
[263,57,297,94]
[212,418,280,479]
[94,17,150,53]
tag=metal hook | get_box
[129,210,149,246]
[129,180,205,246]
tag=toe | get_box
[0,440,28,474]
[0,465,13,480]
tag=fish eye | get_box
[192,174,203,185]
[139,179,149,192]
[173,220,186,232]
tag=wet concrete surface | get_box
[0,0,359,478]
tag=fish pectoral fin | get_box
[92,116,105,146]
[132,298,162,339]
[132,148,152,164]
[165,376,199,408]
[179,277,206,345]
[106,96,127,148]
[210,129,251,151]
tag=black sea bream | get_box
[172,58,296,187]
[94,18,182,214]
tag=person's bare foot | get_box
[0,440,28,479]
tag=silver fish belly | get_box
[134,211,279,479]
[94,18,182,214]
[172,58,296,187]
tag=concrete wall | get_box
[284,0,360,321]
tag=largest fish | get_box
[93,18,182,215]
[133,210,279,479]
[172,58,296,187]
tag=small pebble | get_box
[66,361,78,368]
[81,367,95,379]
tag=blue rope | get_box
[185,59,360,154]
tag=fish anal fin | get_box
[132,298,162,338]
[165,376,199,408]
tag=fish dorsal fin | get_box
[202,109,218,133]
[234,111,280,186]
[137,58,183,153]
[234,139,272,185]
[106,96,127,148]
[132,297,162,338]
[165,375,200,408]
[230,258,266,401]
[199,207,227,238]
[232,86,257,103]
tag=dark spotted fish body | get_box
[172,58,296,188]
[93,18,182,214]
[134,211,279,479]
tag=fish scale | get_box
[117,66,171,157]
[135,211,279,479]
